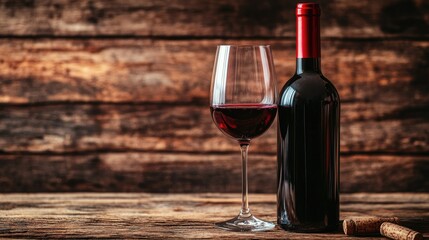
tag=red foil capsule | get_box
[296,3,321,58]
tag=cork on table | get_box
[0,193,427,239]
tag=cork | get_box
[380,222,423,240]
[343,216,399,235]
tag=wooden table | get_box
[0,193,427,239]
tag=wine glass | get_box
[210,45,277,232]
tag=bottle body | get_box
[277,3,340,232]
[277,62,340,232]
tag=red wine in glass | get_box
[211,104,277,141]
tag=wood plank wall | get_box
[0,0,428,193]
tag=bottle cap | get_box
[296,3,321,16]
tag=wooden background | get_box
[0,0,428,193]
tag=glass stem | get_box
[240,142,251,217]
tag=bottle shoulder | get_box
[279,73,340,106]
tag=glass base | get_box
[215,214,275,232]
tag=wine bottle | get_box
[277,3,340,232]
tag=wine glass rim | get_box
[217,44,271,48]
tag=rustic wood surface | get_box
[0,0,428,38]
[0,153,427,193]
[0,193,427,239]
[0,103,427,154]
[0,0,428,193]
[0,39,428,104]
[0,40,427,154]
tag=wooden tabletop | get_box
[0,193,427,239]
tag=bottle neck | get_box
[296,58,321,74]
[296,5,321,74]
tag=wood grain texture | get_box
[0,0,428,38]
[0,193,427,239]
[0,39,427,154]
[0,153,427,193]
[0,39,428,104]
[0,1,428,195]
[0,103,427,154]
